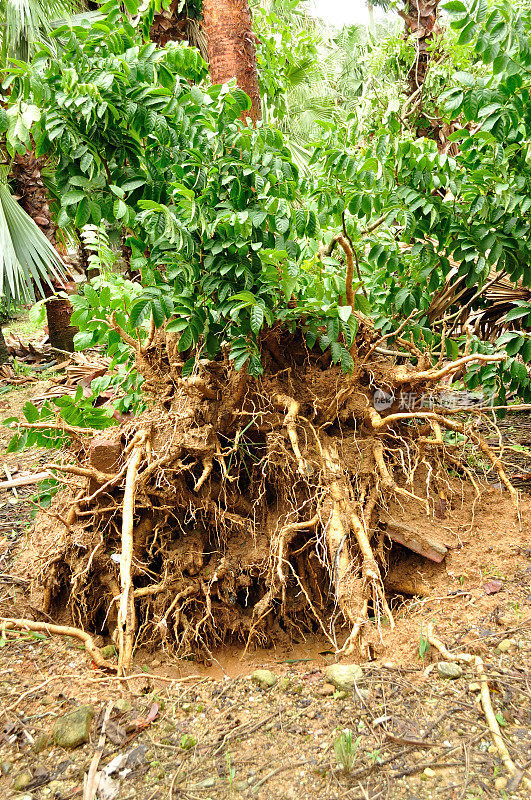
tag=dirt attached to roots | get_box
[0,323,530,798]
[5,323,527,669]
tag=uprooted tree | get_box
[3,2,525,673]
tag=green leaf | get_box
[443,0,467,11]
[458,20,477,45]
[338,306,352,323]
[123,0,140,13]
[151,298,165,328]
[129,298,151,327]
[84,285,100,308]
[62,191,86,207]
[73,331,94,350]
[23,402,39,423]
[276,216,290,234]
[228,291,256,306]
[340,347,354,374]
[505,306,531,322]
[250,305,265,334]
[233,349,250,371]
[114,198,127,220]
[177,326,193,352]
[75,198,91,228]
[330,341,342,363]
[327,317,340,342]
[181,358,195,378]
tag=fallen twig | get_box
[0,471,51,490]
[427,623,531,791]
[83,700,114,800]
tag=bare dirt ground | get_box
[0,362,529,800]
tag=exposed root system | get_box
[14,322,518,671]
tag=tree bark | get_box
[202,0,261,124]
[399,0,441,95]
[11,149,76,352]
[0,326,10,364]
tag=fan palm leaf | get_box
[0,169,64,307]
[1,0,81,61]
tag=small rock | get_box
[115,697,132,713]
[494,776,507,791]
[233,780,248,791]
[497,638,516,653]
[192,777,216,789]
[100,645,117,660]
[1,761,12,776]
[316,683,335,697]
[125,745,148,768]
[250,669,278,689]
[422,767,436,780]
[47,781,63,794]
[278,677,290,692]
[324,663,363,692]
[488,744,497,754]
[151,659,162,668]
[52,704,95,749]
[437,662,462,679]
[468,682,481,692]
[13,770,32,791]
[33,734,53,754]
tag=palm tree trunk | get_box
[0,326,10,365]
[368,3,375,34]
[11,149,76,352]
[399,0,441,95]
[202,0,261,124]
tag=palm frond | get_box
[0,176,65,308]
[1,0,81,60]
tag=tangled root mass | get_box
[21,320,515,669]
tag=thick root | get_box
[0,618,117,671]
[117,434,145,673]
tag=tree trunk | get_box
[45,295,76,352]
[202,0,261,124]
[368,3,375,35]
[0,326,10,365]
[399,0,441,95]
[11,149,76,352]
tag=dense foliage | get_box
[9,1,366,383]
[3,0,531,416]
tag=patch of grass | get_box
[333,728,361,773]
[6,309,44,342]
